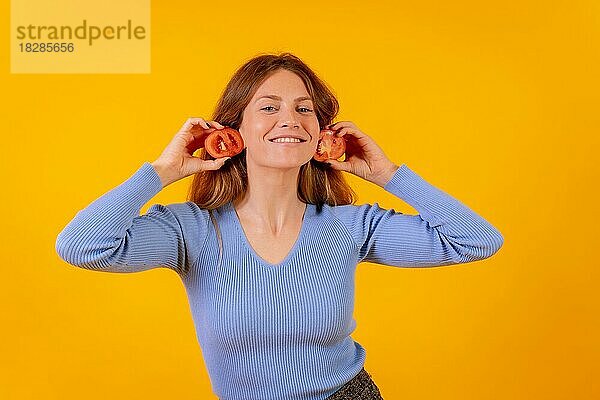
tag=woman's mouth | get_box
[268,137,307,144]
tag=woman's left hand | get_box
[325,121,399,187]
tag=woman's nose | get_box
[280,120,300,128]
[279,107,299,128]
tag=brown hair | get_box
[186,52,357,267]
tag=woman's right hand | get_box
[151,117,232,188]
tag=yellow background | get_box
[1,1,598,399]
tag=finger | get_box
[180,118,210,133]
[326,121,342,130]
[186,156,226,173]
[326,158,349,172]
[191,117,211,128]
[337,127,356,137]
[189,127,216,137]
[328,121,354,131]
[337,126,368,140]
[209,120,225,129]
[205,157,231,170]
[188,119,216,136]
[179,119,196,132]
[192,118,212,130]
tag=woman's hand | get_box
[151,117,231,188]
[325,121,399,187]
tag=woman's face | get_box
[239,69,320,168]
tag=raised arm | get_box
[56,117,234,274]
[321,121,503,268]
[333,164,504,268]
[55,162,208,275]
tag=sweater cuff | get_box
[110,162,164,210]
[383,164,421,194]
[382,163,446,225]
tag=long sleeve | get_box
[55,162,209,275]
[331,164,504,267]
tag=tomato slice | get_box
[313,129,346,162]
[204,127,245,158]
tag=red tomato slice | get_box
[313,129,346,162]
[204,127,245,158]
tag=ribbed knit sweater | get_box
[55,162,503,400]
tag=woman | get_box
[56,52,504,399]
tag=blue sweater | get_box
[56,162,503,400]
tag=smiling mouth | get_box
[268,139,307,143]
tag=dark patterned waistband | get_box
[326,367,384,399]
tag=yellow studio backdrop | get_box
[1,0,598,399]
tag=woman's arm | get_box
[332,164,504,267]
[55,162,208,275]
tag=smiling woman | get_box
[188,53,354,215]
[56,51,503,400]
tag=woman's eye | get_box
[260,106,313,112]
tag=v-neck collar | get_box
[226,201,313,268]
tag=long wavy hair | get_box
[186,52,357,267]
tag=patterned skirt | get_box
[326,368,384,399]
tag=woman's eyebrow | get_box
[255,95,313,103]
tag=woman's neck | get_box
[232,162,309,234]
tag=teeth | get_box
[272,137,302,143]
